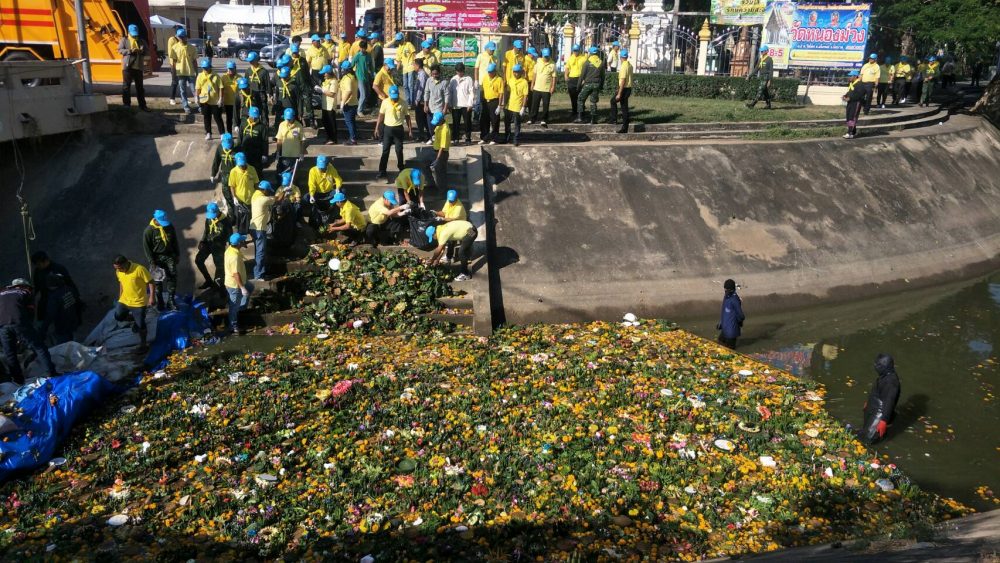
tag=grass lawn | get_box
[541,95,844,125]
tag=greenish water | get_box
[685,274,1000,512]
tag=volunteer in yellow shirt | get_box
[859,53,880,114]
[374,85,412,179]
[339,60,359,144]
[220,61,239,132]
[195,58,225,139]
[529,47,556,125]
[920,56,940,107]
[307,154,343,204]
[430,111,450,194]
[328,192,368,244]
[373,59,397,100]
[503,64,529,147]
[475,41,498,90]
[426,220,477,281]
[322,34,336,59]
[366,190,407,245]
[228,152,258,234]
[611,49,633,133]
[319,65,339,145]
[435,189,467,264]
[337,32,351,64]
[249,181,275,280]
[876,56,893,109]
[394,32,416,100]
[892,55,913,105]
[395,167,426,207]
[478,63,503,145]
[503,40,526,87]
[275,108,304,173]
[305,34,329,72]
[565,44,586,115]
[112,255,154,348]
[223,232,252,334]
[171,29,198,113]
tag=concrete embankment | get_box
[486,115,1000,325]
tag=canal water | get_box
[684,274,1000,512]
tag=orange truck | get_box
[0,0,153,83]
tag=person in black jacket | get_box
[0,279,57,384]
[39,273,80,344]
[31,251,80,323]
[842,70,865,139]
[717,278,745,348]
[862,353,901,444]
[195,202,233,289]
[142,209,180,310]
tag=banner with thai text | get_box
[710,0,767,26]
[403,0,498,30]
[787,3,871,69]
[761,0,795,69]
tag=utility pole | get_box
[73,0,92,93]
[670,0,679,74]
[580,0,587,43]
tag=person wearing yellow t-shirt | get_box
[337,33,351,65]
[529,48,556,125]
[250,181,275,281]
[349,29,366,59]
[339,60,359,144]
[319,65,339,145]
[920,56,940,107]
[860,53,880,114]
[171,29,198,113]
[228,152,258,234]
[426,220,476,281]
[892,55,913,104]
[223,233,253,334]
[478,63,503,145]
[328,192,368,244]
[393,32,417,101]
[195,58,225,139]
[373,59,397,100]
[876,56,893,109]
[503,64,529,147]
[565,44,586,116]
[417,40,438,69]
[117,24,148,110]
[474,42,498,98]
[365,190,408,245]
[307,155,343,227]
[275,107,304,174]
[435,189,467,264]
[112,255,154,349]
[220,61,239,132]
[375,85,413,179]
[429,112,450,191]
[305,34,329,72]
[503,40,526,89]
[395,167,426,207]
[611,49,633,133]
[322,34,336,60]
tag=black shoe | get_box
[573,117,583,123]
[617,127,627,134]
[513,140,520,147]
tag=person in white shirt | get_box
[448,62,476,145]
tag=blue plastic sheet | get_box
[0,372,119,481]
[143,296,210,368]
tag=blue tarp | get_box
[143,297,211,368]
[0,372,119,481]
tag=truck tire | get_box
[237,48,249,61]
[2,50,43,87]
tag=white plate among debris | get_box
[49,457,67,467]
[328,258,341,271]
[107,514,129,526]
[714,439,735,451]
[738,369,753,376]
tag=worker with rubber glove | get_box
[142,209,180,311]
[307,155,343,227]
[862,353,901,444]
[242,51,271,125]
[195,202,233,290]
[430,111,450,190]
[237,106,268,171]
[435,189,467,264]
[395,167,426,209]
[228,152,259,234]
[328,192,368,244]
[211,132,238,197]
[479,63,503,145]
[504,64,529,146]
[275,107,304,175]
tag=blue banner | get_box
[788,3,871,69]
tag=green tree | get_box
[872,0,1000,60]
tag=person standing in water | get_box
[717,279,745,348]
[862,353,901,444]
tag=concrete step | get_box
[437,296,473,310]
[422,312,474,327]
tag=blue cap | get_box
[237,77,249,89]
[281,172,292,186]
[229,233,243,246]
[389,84,400,100]
[278,53,291,65]
[235,152,247,166]
[316,155,328,169]
[487,62,497,72]
[278,67,290,78]
[541,47,551,57]
[320,64,332,75]
[311,34,321,42]
[513,64,523,72]
[283,107,295,121]
[246,51,259,62]
[199,58,211,69]
[421,40,432,49]
[369,32,379,40]
[527,47,538,57]
[356,29,365,38]
[869,53,877,59]
[340,32,347,39]
[588,46,598,54]
[290,44,300,54]
[425,225,436,243]
[447,189,457,202]
[324,33,332,41]
[226,60,237,70]
[885,56,893,63]
[152,209,171,227]
[485,41,496,51]
[385,58,396,69]
[248,106,260,119]
[176,28,186,37]
[572,44,581,52]
[621,49,629,58]
[928,56,937,62]
[513,39,523,49]
[431,112,444,126]
[333,192,346,203]
[848,70,860,76]
[206,202,220,219]
[410,169,422,183]
[258,180,273,192]
[340,60,352,70]
[221,132,234,149]
[760,45,769,52]
[128,24,139,37]
[612,40,620,47]
[383,190,398,205]
[395,32,404,41]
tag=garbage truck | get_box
[0,0,153,82]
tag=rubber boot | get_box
[166,295,178,311]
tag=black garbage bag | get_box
[408,207,441,251]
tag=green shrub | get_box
[552,73,800,102]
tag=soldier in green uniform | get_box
[574,46,605,124]
[746,45,774,109]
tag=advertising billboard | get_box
[787,3,872,69]
[710,0,767,26]
[403,0,498,30]
[437,35,479,66]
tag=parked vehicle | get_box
[260,40,289,65]
[0,0,153,83]
[227,32,286,61]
